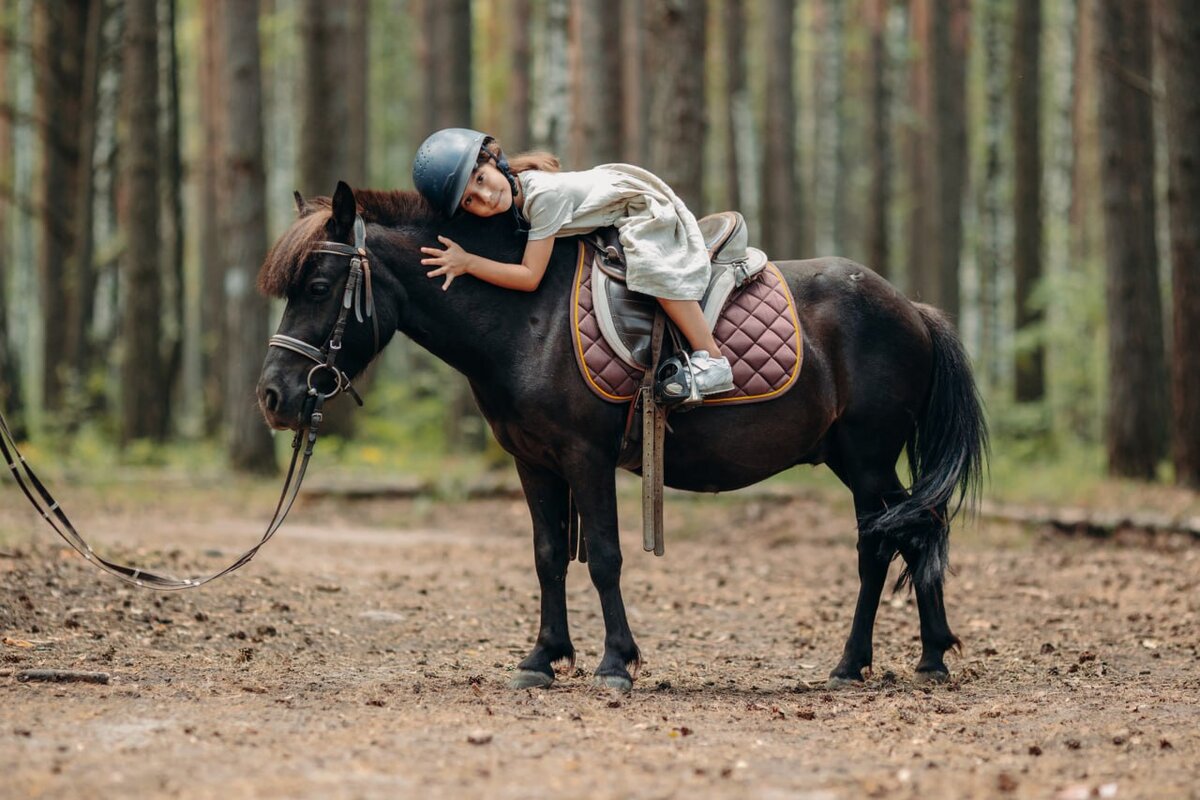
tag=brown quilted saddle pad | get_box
[570,241,803,405]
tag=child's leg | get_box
[658,299,721,355]
[657,298,733,398]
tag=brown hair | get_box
[481,139,560,174]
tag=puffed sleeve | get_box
[523,176,575,241]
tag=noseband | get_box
[268,213,380,411]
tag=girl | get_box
[413,127,734,398]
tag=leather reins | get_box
[0,214,377,590]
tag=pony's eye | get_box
[309,280,331,298]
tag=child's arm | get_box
[421,235,556,292]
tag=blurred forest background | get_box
[0,0,1196,492]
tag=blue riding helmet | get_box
[412,128,491,217]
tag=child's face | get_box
[459,162,513,217]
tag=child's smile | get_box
[459,162,516,217]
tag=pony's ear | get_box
[293,190,306,215]
[329,181,356,239]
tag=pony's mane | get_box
[257,189,437,298]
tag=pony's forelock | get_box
[257,189,438,298]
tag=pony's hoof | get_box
[826,676,865,690]
[593,674,633,693]
[914,669,950,685]
[509,669,554,690]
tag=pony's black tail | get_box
[863,303,989,592]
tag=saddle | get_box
[571,212,802,407]
[585,211,770,369]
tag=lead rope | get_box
[0,395,323,590]
[0,214,376,591]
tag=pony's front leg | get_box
[569,467,640,692]
[510,460,576,689]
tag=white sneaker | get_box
[689,350,734,396]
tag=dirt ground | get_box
[1,475,1198,800]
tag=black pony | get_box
[256,182,987,691]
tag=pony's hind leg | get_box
[510,460,577,689]
[897,531,961,682]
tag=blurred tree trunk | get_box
[1155,0,1200,488]
[1012,0,1044,402]
[0,3,21,435]
[645,0,705,211]
[298,0,370,438]
[812,0,848,254]
[907,0,968,320]
[199,0,225,429]
[219,0,275,473]
[299,0,368,193]
[433,0,470,129]
[63,0,103,415]
[160,0,184,433]
[119,0,165,443]
[977,0,1007,393]
[721,0,745,214]
[760,0,797,259]
[33,1,92,412]
[864,0,891,277]
[1070,1,1101,274]
[568,0,621,167]
[1095,0,1168,478]
[619,0,645,165]
[509,0,533,148]
[534,0,569,154]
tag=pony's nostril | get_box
[263,387,280,412]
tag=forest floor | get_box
[1,473,1198,800]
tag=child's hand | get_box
[421,236,472,290]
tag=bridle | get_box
[268,213,379,409]
[0,215,379,590]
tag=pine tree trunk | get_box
[934,0,968,320]
[761,0,797,258]
[1012,0,1044,402]
[721,0,745,214]
[534,0,569,154]
[119,0,165,443]
[299,0,367,193]
[199,0,226,428]
[906,0,931,300]
[219,0,275,473]
[63,0,103,409]
[1095,0,1168,478]
[0,1,21,434]
[509,0,533,147]
[1155,0,1200,487]
[644,0,705,211]
[569,0,621,167]
[618,0,645,165]
[864,0,891,277]
[812,0,847,254]
[978,0,1008,393]
[33,1,90,411]
[160,0,184,433]
[907,0,968,319]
